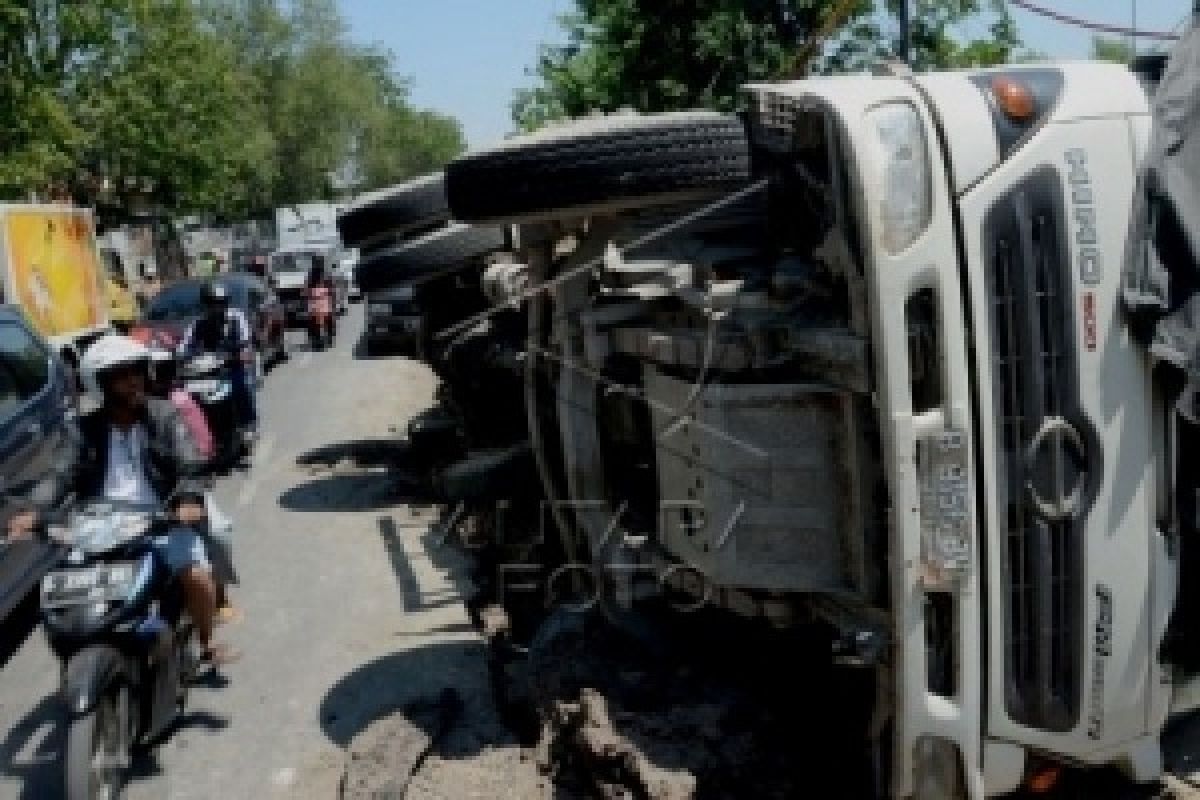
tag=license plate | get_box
[368,303,390,314]
[186,379,219,395]
[918,430,971,576]
[41,563,137,609]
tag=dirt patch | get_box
[341,689,461,800]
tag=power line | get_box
[1008,0,1182,41]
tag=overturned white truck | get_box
[342,26,1200,797]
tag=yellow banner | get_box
[5,210,105,338]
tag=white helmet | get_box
[80,334,151,394]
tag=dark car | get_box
[0,307,76,625]
[133,275,287,367]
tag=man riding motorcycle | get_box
[5,335,239,664]
[178,282,258,441]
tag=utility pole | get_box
[898,0,912,65]
[1130,0,1138,60]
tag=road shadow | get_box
[281,436,443,514]
[320,642,489,749]
[0,692,61,799]
[296,439,422,470]
[377,514,474,614]
[0,689,225,800]
[352,335,414,362]
[321,641,521,798]
[277,472,426,514]
[0,593,39,671]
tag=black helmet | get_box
[201,282,230,309]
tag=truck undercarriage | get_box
[336,36,1200,797]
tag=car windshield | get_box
[273,252,316,272]
[145,281,248,320]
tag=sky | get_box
[339,1,1195,149]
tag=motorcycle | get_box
[39,502,200,800]
[179,352,244,465]
[307,284,335,351]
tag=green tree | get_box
[0,0,131,195]
[0,0,465,211]
[78,0,275,215]
[514,0,1026,131]
[200,0,464,205]
[514,0,877,129]
[1091,36,1134,64]
[892,0,1021,71]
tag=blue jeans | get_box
[231,363,257,427]
[152,526,209,575]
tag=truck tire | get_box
[337,172,449,254]
[355,223,506,293]
[445,111,752,225]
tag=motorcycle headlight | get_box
[870,102,933,255]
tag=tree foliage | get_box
[0,0,466,215]
[514,0,1025,131]
[1091,36,1134,65]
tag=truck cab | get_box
[741,62,1163,796]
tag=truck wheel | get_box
[337,172,449,255]
[445,111,751,225]
[64,688,126,800]
[355,223,506,293]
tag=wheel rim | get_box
[90,693,123,800]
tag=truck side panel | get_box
[1,208,106,340]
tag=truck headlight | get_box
[870,102,933,255]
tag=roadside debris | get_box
[341,689,463,800]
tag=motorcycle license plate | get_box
[186,379,220,395]
[41,563,137,609]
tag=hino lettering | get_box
[1067,147,1103,286]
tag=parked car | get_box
[0,306,77,625]
[131,274,287,368]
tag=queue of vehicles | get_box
[0,189,355,799]
[0,198,350,630]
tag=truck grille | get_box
[985,170,1082,732]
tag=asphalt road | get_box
[0,307,533,799]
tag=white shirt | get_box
[101,425,160,507]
